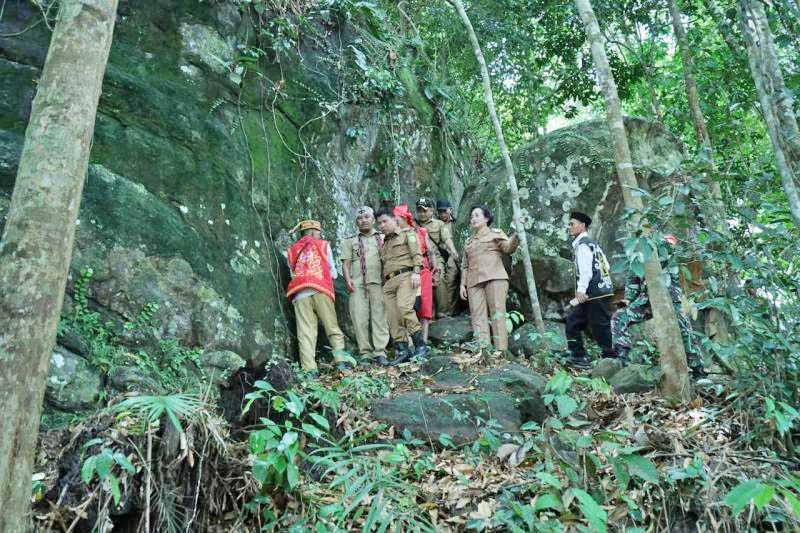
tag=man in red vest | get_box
[286,220,347,374]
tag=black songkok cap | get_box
[436,198,452,210]
[570,211,592,227]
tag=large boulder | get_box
[371,362,546,444]
[460,117,687,313]
[608,364,662,394]
[508,321,567,358]
[428,315,473,346]
[45,348,102,411]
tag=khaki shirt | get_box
[381,228,423,276]
[462,227,519,288]
[341,230,383,286]
[420,218,452,246]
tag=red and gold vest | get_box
[286,236,335,301]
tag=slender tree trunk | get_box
[669,0,728,233]
[746,0,800,167]
[0,1,118,530]
[739,0,800,225]
[574,0,692,403]
[703,0,745,55]
[448,0,546,334]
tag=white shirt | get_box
[291,245,338,302]
[572,231,593,294]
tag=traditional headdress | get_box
[356,206,374,218]
[393,204,415,227]
[290,219,322,234]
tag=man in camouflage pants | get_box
[611,235,705,376]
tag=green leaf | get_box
[438,433,455,448]
[109,475,121,505]
[780,489,800,519]
[555,395,578,418]
[113,453,135,474]
[536,472,562,489]
[252,458,269,483]
[95,451,114,481]
[752,484,774,510]
[287,462,299,489]
[81,456,97,484]
[81,438,104,451]
[724,480,766,514]
[571,488,607,533]
[620,454,659,484]
[302,422,323,439]
[309,412,330,431]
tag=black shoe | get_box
[376,354,390,366]
[386,342,411,366]
[337,362,353,372]
[411,331,430,359]
[690,365,707,379]
[564,354,591,369]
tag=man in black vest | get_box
[564,211,617,367]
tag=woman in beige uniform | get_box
[460,204,520,352]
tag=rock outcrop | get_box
[459,118,687,318]
[371,358,547,444]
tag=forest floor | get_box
[32,344,799,532]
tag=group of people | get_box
[285,201,705,376]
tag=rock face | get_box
[459,118,687,316]
[0,1,472,367]
[371,360,546,444]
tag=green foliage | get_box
[79,442,136,506]
[61,268,207,393]
[243,376,434,530]
[114,394,203,434]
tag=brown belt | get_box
[384,266,414,282]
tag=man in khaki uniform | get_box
[437,198,461,316]
[416,197,459,318]
[375,207,430,364]
[341,206,390,364]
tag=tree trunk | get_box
[574,0,692,403]
[448,0,547,334]
[738,0,800,225]
[745,0,800,168]
[669,0,728,234]
[0,1,118,530]
[703,0,745,55]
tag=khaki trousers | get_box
[383,272,421,342]
[467,279,509,350]
[349,283,390,357]
[436,255,459,317]
[293,293,346,371]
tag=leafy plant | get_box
[80,442,136,505]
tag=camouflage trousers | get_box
[611,293,703,368]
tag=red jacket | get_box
[286,236,335,301]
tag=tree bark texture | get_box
[574,0,692,403]
[448,0,547,334]
[0,1,118,530]
[738,0,800,225]
[745,0,800,168]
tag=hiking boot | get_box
[564,353,591,369]
[386,342,411,366]
[690,365,707,379]
[337,361,353,372]
[411,331,430,359]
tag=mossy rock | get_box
[609,363,662,394]
[45,348,102,411]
